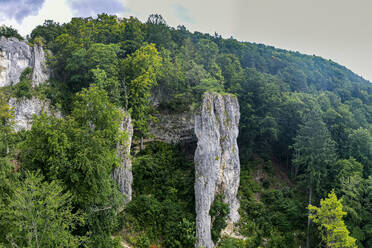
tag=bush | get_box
[124,142,196,247]
[218,237,246,248]
[0,25,23,40]
[126,195,163,233]
[13,67,33,99]
[13,80,32,99]
[210,194,229,243]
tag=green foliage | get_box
[20,86,124,246]
[146,14,172,49]
[292,109,337,195]
[347,128,372,177]
[132,233,152,248]
[91,68,121,104]
[0,91,15,234]
[363,176,372,247]
[216,53,243,92]
[210,194,229,243]
[65,43,120,93]
[0,158,16,244]
[332,159,371,247]
[121,43,161,137]
[237,68,283,159]
[18,13,372,247]
[12,67,33,99]
[30,20,63,47]
[0,89,13,156]
[196,39,219,71]
[218,237,246,248]
[0,25,23,40]
[1,171,83,247]
[125,142,195,248]
[309,190,357,248]
[237,159,305,248]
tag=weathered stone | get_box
[150,112,196,144]
[32,44,49,86]
[194,92,240,248]
[8,97,60,131]
[113,113,133,205]
[0,37,49,87]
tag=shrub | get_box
[13,67,33,99]
[210,194,229,243]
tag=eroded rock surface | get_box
[0,37,49,87]
[8,97,60,131]
[194,92,240,248]
[113,113,133,205]
[150,112,196,144]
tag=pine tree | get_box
[308,190,357,248]
[292,109,337,248]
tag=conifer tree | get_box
[292,109,337,248]
[308,190,357,248]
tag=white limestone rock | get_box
[194,92,241,248]
[0,37,49,87]
[32,44,49,86]
[8,97,59,131]
[113,113,133,205]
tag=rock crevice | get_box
[194,92,240,248]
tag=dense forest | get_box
[0,13,372,248]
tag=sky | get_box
[0,0,371,82]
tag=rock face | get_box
[0,37,49,87]
[194,92,241,248]
[8,97,60,131]
[150,112,196,144]
[113,113,134,205]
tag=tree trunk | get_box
[140,136,144,151]
[306,187,312,248]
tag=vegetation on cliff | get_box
[0,12,372,247]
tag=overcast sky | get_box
[1,0,371,82]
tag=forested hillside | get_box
[0,14,371,248]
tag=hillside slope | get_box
[0,14,371,248]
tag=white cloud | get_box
[0,0,45,23]
[0,0,73,36]
[66,0,126,17]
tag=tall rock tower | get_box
[113,112,134,205]
[194,92,241,248]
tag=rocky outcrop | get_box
[150,112,196,144]
[113,113,133,205]
[0,37,49,87]
[194,92,241,248]
[31,44,49,85]
[8,97,60,131]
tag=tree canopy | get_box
[309,191,357,248]
[1,13,372,248]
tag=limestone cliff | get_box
[113,113,133,205]
[194,92,240,248]
[150,112,195,144]
[0,37,49,87]
[8,97,60,131]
